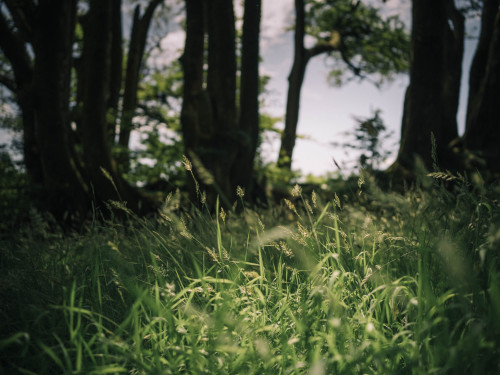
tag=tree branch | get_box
[306,43,336,59]
[3,0,35,43]
[0,73,17,92]
[339,47,363,77]
[0,10,32,87]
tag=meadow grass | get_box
[1,172,500,374]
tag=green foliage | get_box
[125,62,186,189]
[0,150,30,233]
[334,109,395,171]
[306,0,410,86]
[1,172,500,374]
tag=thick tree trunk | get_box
[232,0,262,197]
[394,0,463,172]
[205,0,237,204]
[181,0,237,207]
[180,0,207,201]
[118,0,164,171]
[81,0,153,214]
[32,0,89,217]
[464,5,500,170]
[465,0,499,123]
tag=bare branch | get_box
[3,0,35,43]
[0,73,17,92]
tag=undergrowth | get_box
[1,171,499,374]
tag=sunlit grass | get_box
[1,172,499,374]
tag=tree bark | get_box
[181,0,238,207]
[277,0,307,170]
[205,0,237,204]
[0,9,42,188]
[277,0,336,171]
[118,0,164,170]
[81,0,153,214]
[107,0,123,143]
[232,0,262,197]
[464,3,500,170]
[31,0,90,217]
[394,0,463,172]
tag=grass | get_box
[1,172,500,374]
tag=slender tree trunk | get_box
[277,0,336,171]
[118,0,164,171]
[277,0,308,170]
[394,0,463,172]
[107,0,123,143]
[232,0,262,198]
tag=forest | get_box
[1,0,500,374]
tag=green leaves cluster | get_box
[306,0,410,86]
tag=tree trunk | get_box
[205,0,237,204]
[107,0,123,143]
[232,0,262,197]
[118,0,164,171]
[464,4,500,170]
[393,0,463,172]
[32,0,89,217]
[81,0,153,214]
[0,10,43,188]
[180,0,207,202]
[277,0,308,170]
[277,0,336,172]
[181,0,238,207]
